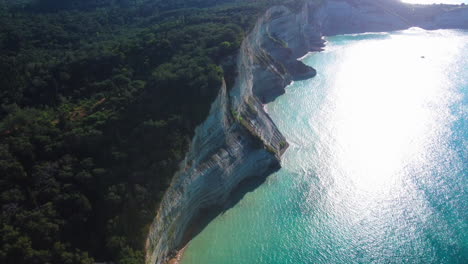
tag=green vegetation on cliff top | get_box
[0,0,307,263]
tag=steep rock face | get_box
[314,0,411,35]
[426,7,468,29]
[145,3,324,264]
[145,79,282,264]
[146,1,468,264]
[243,5,324,104]
[313,0,468,36]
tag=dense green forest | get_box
[0,0,305,263]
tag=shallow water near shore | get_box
[181,28,468,264]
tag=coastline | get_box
[173,26,468,264]
[167,246,187,264]
[145,1,468,263]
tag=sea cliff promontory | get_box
[146,1,468,263]
[145,3,325,263]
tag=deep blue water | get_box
[181,28,468,264]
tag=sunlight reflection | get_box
[181,28,468,264]
[325,30,459,195]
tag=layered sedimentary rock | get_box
[146,1,468,263]
[145,3,324,264]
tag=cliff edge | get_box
[145,1,468,263]
[145,2,324,264]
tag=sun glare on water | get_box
[293,29,464,213]
[330,30,458,192]
[181,28,468,264]
[279,29,468,250]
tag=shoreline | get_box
[165,25,468,264]
[168,246,187,264]
[146,1,468,263]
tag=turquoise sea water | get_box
[181,28,468,264]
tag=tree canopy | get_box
[0,0,306,263]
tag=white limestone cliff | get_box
[145,1,468,263]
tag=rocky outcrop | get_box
[245,4,324,104]
[145,1,468,263]
[425,7,468,29]
[313,0,468,36]
[314,0,411,35]
[145,2,324,264]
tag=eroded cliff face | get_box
[145,3,324,264]
[145,1,468,263]
[313,0,468,36]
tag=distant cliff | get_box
[314,0,468,35]
[145,1,468,263]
